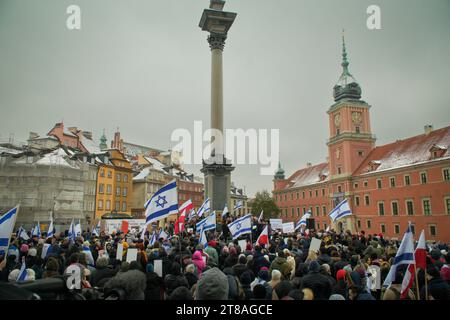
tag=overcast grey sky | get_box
[1,0,449,198]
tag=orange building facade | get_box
[273,37,450,243]
[95,149,133,219]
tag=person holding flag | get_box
[68,218,76,243]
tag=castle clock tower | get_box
[327,33,376,180]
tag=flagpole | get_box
[413,263,420,300]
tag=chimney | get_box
[424,124,433,135]
[68,127,78,134]
[306,162,312,167]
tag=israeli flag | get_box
[144,180,178,225]
[68,219,76,242]
[196,211,216,233]
[149,231,158,246]
[159,230,169,240]
[197,198,210,218]
[187,209,196,222]
[17,226,30,241]
[139,225,146,240]
[233,200,243,211]
[32,221,41,237]
[383,223,415,287]
[47,220,54,239]
[92,220,101,237]
[228,214,252,240]
[17,257,28,282]
[0,206,19,256]
[199,229,208,248]
[74,220,82,237]
[222,204,229,219]
[295,212,311,231]
[328,199,352,222]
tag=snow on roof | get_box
[133,167,150,181]
[63,127,78,137]
[35,148,77,168]
[144,156,167,172]
[0,146,22,155]
[80,136,102,154]
[354,126,450,175]
[284,162,329,189]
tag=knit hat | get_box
[28,248,37,257]
[20,244,29,253]
[336,269,347,281]
[196,267,229,300]
[309,260,320,273]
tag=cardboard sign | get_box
[284,238,288,245]
[41,243,50,259]
[238,239,247,252]
[202,256,207,265]
[309,237,322,253]
[282,222,295,234]
[367,265,381,290]
[116,243,123,261]
[269,219,283,230]
[126,248,138,263]
[121,221,129,233]
[154,259,163,277]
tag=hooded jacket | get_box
[269,257,292,280]
[192,251,206,277]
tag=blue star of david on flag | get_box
[155,195,168,208]
[144,180,178,225]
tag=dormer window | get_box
[429,144,447,159]
[368,160,381,172]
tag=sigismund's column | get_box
[199,0,236,215]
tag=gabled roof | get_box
[282,162,329,190]
[354,125,450,176]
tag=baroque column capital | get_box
[207,32,227,51]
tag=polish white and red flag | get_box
[257,225,269,246]
[174,199,194,235]
[400,230,427,299]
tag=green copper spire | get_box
[274,161,285,180]
[99,130,108,150]
[333,30,362,101]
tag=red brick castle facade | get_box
[273,36,450,243]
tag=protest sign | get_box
[154,260,163,277]
[116,243,123,261]
[309,237,322,253]
[269,219,283,230]
[126,248,138,263]
[282,222,295,234]
[238,239,247,252]
[367,265,381,290]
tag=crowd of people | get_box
[1,216,449,300]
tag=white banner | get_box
[282,222,295,234]
[269,218,283,230]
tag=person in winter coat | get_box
[184,264,198,289]
[299,260,332,300]
[232,255,250,279]
[283,249,296,280]
[164,262,189,297]
[331,269,349,299]
[421,265,450,300]
[204,242,219,267]
[240,271,254,300]
[269,250,292,280]
[383,265,415,300]
[90,256,118,288]
[192,250,206,277]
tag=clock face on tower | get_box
[334,113,341,126]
